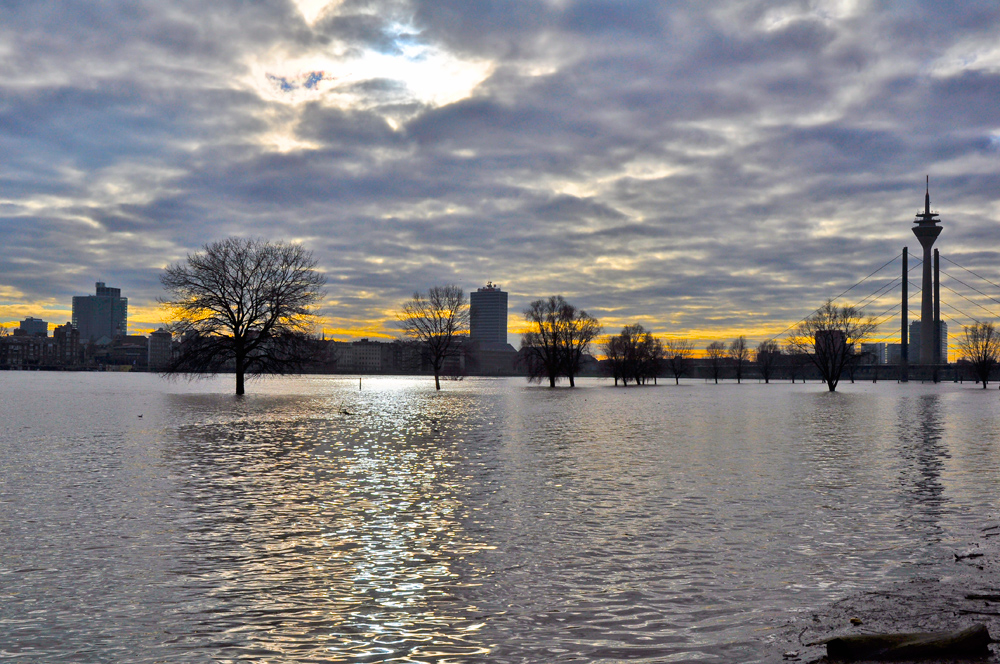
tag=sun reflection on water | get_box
[161,383,497,661]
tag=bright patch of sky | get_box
[291,0,342,25]
[932,41,1000,77]
[250,24,494,113]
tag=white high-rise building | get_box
[470,282,507,345]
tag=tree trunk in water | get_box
[548,374,556,388]
[235,355,245,395]
[569,375,575,387]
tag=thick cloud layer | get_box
[2,0,999,347]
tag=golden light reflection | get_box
[160,387,496,661]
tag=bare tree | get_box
[604,324,661,386]
[787,300,877,392]
[784,340,808,383]
[160,237,326,395]
[728,335,750,384]
[640,332,665,385]
[602,332,628,386]
[562,306,601,387]
[521,296,601,387]
[755,339,781,384]
[399,285,469,390]
[664,339,694,385]
[522,297,564,387]
[706,340,726,384]
[958,321,1000,389]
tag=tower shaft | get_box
[912,177,941,365]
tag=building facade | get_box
[148,329,173,370]
[18,317,48,336]
[860,342,886,364]
[909,320,948,364]
[470,282,508,345]
[72,282,128,341]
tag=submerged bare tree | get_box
[398,285,469,390]
[958,321,1000,389]
[160,237,326,395]
[603,324,663,386]
[787,300,876,392]
[521,296,601,387]
[755,339,781,384]
[562,306,602,387]
[728,335,750,384]
[706,340,726,384]
[602,331,628,386]
[664,339,694,385]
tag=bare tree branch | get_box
[755,339,781,384]
[159,237,326,395]
[398,284,469,390]
[664,339,694,385]
[958,321,1000,388]
[728,335,750,384]
[786,299,876,392]
[521,296,601,387]
[706,341,726,384]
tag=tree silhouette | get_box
[958,321,1000,389]
[664,339,694,385]
[755,339,781,384]
[160,237,326,395]
[787,300,876,392]
[522,296,600,387]
[706,340,726,384]
[603,324,663,386]
[728,335,749,384]
[399,285,469,390]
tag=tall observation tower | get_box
[912,177,942,365]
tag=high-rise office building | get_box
[470,282,508,345]
[72,282,128,341]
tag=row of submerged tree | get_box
[159,237,1000,394]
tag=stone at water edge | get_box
[823,623,991,661]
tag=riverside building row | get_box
[1,281,522,374]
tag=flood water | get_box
[2,373,1000,662]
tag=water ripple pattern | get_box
[2,374,1000,662]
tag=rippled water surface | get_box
[3,373,1000,662]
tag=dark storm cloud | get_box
[2,0,999,343]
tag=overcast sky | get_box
[3,0,1000,345]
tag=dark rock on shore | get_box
[770,525,1000,663]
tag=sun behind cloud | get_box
[247,24,494,115]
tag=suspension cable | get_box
[942,255,1000,293]
[940,269,1000,311]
